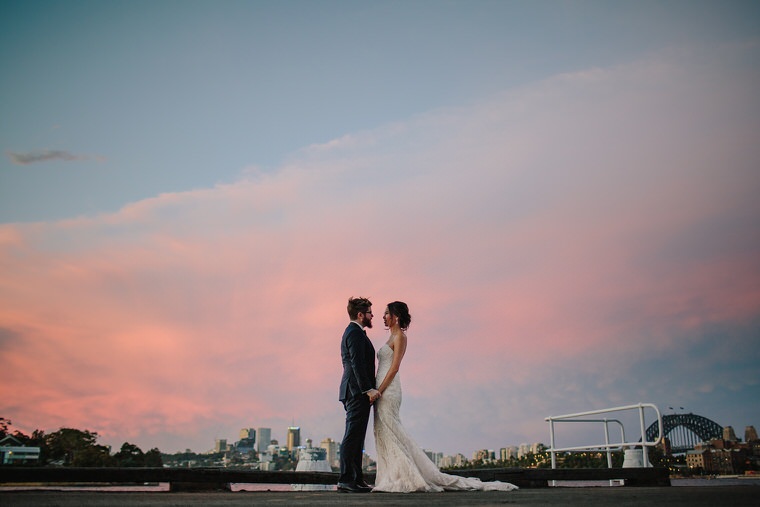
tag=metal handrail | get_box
[545,403,663,471]
[545,418,625,469]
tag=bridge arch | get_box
[646,413,723,453]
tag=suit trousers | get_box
[339,393,371,485]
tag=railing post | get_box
[638,404,650,467]
[548,418,557,487]
[603,418,612,468]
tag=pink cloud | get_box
[1,44,759,455]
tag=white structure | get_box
[0,436,40,465]
[292,440,332,491]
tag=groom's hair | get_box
[347,297,372,319]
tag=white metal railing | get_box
[545,403,663,476]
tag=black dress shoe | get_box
[337,482,371,493]
[356,480,373,489]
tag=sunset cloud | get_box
[1,45,758,455]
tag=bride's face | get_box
[383,307,393,329]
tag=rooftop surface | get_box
[2,486,759,507]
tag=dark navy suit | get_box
[338,322,376,486]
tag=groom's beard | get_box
[362,315,372,328]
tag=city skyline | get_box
[176,412,759,461]
[1,1,759,457]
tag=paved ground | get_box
[1,486,759,507]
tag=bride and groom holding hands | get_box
[338,297,518,493]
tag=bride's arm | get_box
[377,333,407,395]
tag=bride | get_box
[372,301,518,493]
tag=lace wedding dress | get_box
[372,344,518,493]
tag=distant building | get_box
[0,436,40,465]
[723,426,738,442]
[439,454,455,468]
[500,446,517,461]
[710,447,748,474]
[287,426,301,451]
[256,427,271,453]
[240,428,255,440]
[421,449,443,466]
[362,450,374,470]
[689,438,752,474]
[745,426,758,442]
[472,449,489,461]
[320,437,338,469]
[686,449,708,470]
[214,439,227,453]
[235,437,256,454]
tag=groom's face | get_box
[360,308,373,329]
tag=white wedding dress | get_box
[372,344,518,493]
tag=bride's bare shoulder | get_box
[386,332,406,351]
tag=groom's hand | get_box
[367,389,381,403]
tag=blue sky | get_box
[1,1,759,456]
[3,1,757,222]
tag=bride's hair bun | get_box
[388,301,412,330]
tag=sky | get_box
[1,0,759,458]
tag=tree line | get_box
[1,417,162,467]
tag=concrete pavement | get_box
[2,486,759,506]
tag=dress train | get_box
[372,344,518,493]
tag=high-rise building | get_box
[320,437,338,468]
[472,449,488,461]
[287,426,301,451]
[256,427,271,453]
[745,426,758,442]
[500,447,518,461]
[723,426,738,441]
[240,428,255,440]
[439,455,455,468]
[214,439,227,453]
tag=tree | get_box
[144,448,163,467]
[0,419,166,467]
[72,445,115,467]
[45,428,106,466]
[113,443,163,467]
[114,442,145,467]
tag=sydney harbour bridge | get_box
[644,412,723,454]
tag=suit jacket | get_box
[339,322,376,402]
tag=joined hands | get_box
[367,389,381,403]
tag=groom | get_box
[338,297,381,493]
